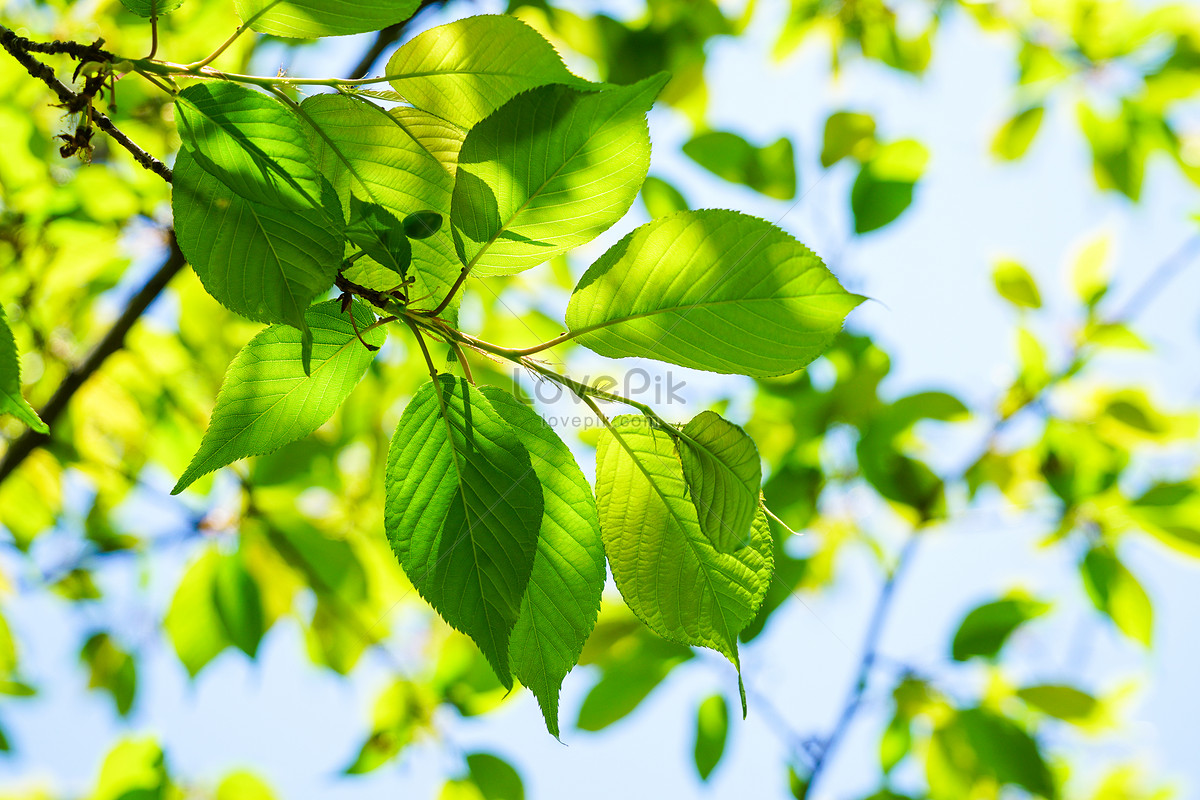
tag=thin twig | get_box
[0,25,173,182]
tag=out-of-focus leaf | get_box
[212,551,267,659]
[92,738,171,800]
[1081,546,1153,646]
[81,633,137,716]
[929,708,1056,799]
[992,106,1044,160]
[880,712,912,774]
[992,259,1042,309]
[164,548,229,677]
[822,111,876,167]
[1070,233,1111,309]
[851,139,928,234]
[1017,684,1099,723]
[1128,480,1200,558]
[465,753,524,800]
[693,694,729,780]
[216,770,277,800]
[951,595,1049,661]
[575,620,692,731]
[344,680,431,774]
[683,131,796,199]
[641,175,689,218]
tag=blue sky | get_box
[2,0,1200,798]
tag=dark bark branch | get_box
[0,238,187,485]
[0,24,174,182]
[343,0,449,79]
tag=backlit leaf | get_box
[384,377,543,686]
[452,74,667,275]
[566,210,862,376]
[594,415,773,674]
[677,410,761,552]
[236,0,421,37]
[173,149,343,330]
[479,388,604,738]
[386,15,588,129]
[172,299,383,493]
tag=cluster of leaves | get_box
[1,0,1199,797]
[0,3,865,737]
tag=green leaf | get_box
[822,111,876,167]
[387,108,467,178]
[1129,481,1200,558]
[574,622,692,731]
[212,551,266,658]
[594,415,773,672]
[236,0,421,37]
[880,712,912,774]
[175,84,326,212]
[465,753,524,800]
[641,175,689,218]
[93,738,171,800]
[1017,684,1099,722]
[992,259,1043,309]
[566,210,862,376]
[676,410,761,552]
[693,694,729,780]
[851,139,928,234]
[164,548,229,677]
[386,15,588,129]
[173,149,343,330]
[1081,546,1153,646]
[299,93,460,309]
[345,197,412,277]
[956,708,1056,799]
[217,771,277,800]
[951,595,1049,661]
[683,131,796,199]
[81,633,137,716]
[0,306,47,433]
[384,377,543,687]
[119,0,185,17]
[992,106,1044,161]
[404,211,444,240]
[172,299,383,494]
[452,74,667,275]
[478,387,604,738]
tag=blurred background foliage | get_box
[1,0,1199,798]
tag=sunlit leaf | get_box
[172,299,383,494]
[594,415,773,676]
[386,15,589,129]
[173,149,343,330]
[479,388,604,738]
[676,410,762,552]
[566,210,862,376]
[452,74,667,275]
[384,377,543,687]
[236,0,420,37]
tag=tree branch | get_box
[0,238,187,484]
[0,24,173,182]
